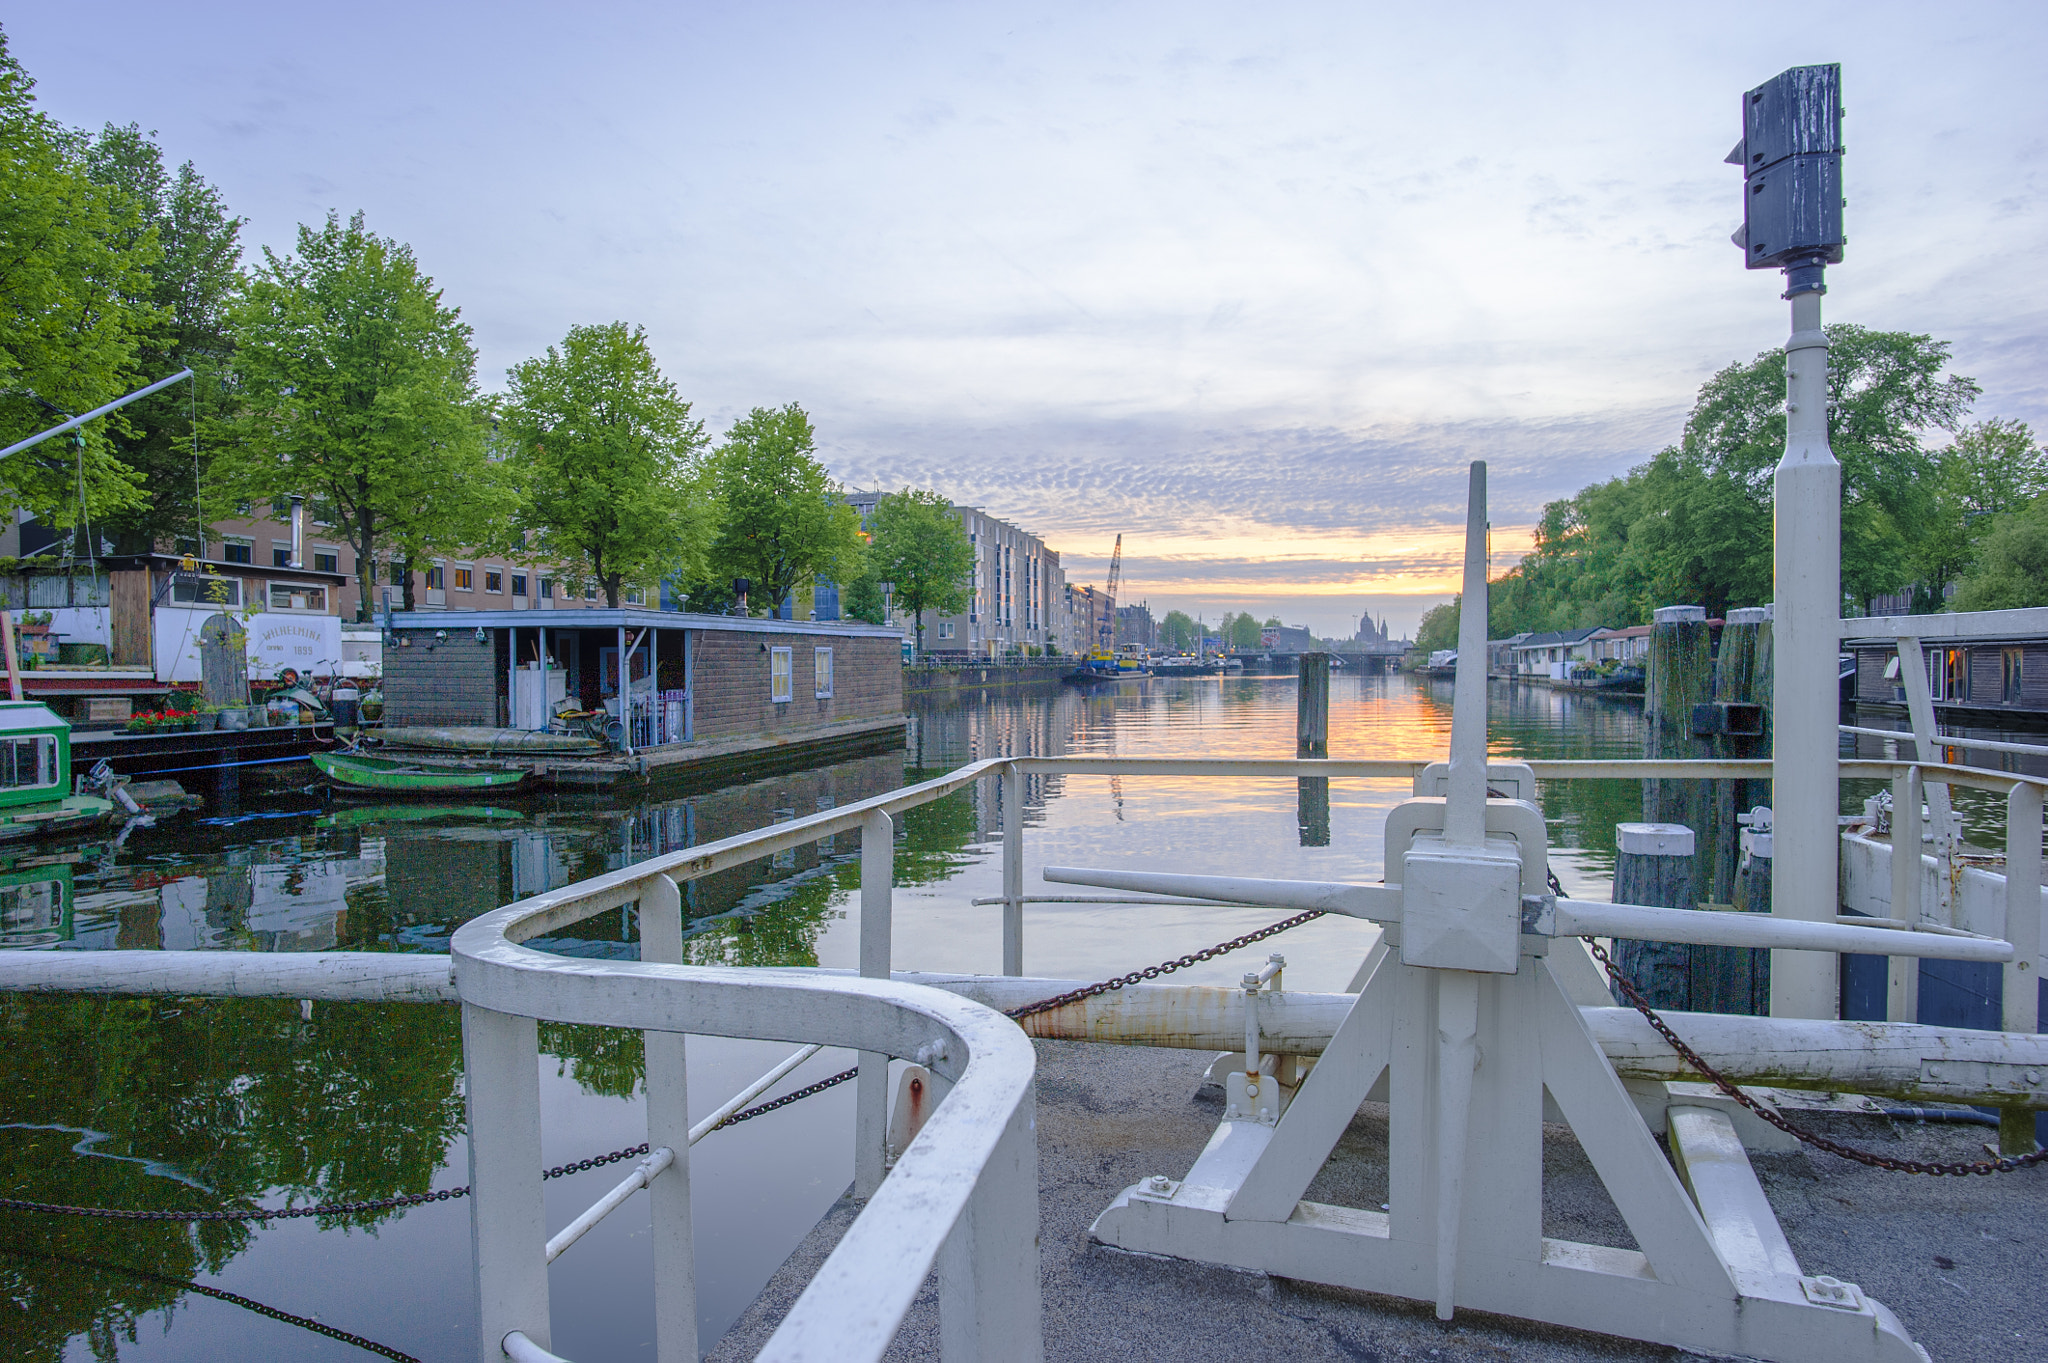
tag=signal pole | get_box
[1729,65,1846,1018]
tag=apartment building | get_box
[202,500,650,620]
[841,492,1067,656]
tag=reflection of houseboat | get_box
[1846,625,2048,721]
[0,702,113,845]
[0,860,74,948]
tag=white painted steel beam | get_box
[693,1045,824,1144]
[1843,605,2048,642]
[1041,866,1400,919]
[0,950,456,1002]
[546,1147,674,1264]
[1666,1107,1800,1279]
[1548,897,2013,961]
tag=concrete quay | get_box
[712,1039,2048,1362]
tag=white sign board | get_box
[154,607,344,684]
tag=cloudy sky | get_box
[11,3,2045,635]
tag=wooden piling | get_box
[1297,652,1329,757]
[1643,605,1714,909]
[1611,822,1696,1009]
[1297,652,1331,844]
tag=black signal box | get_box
[1728,64,1845,271]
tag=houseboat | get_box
[1846,626,2048,722]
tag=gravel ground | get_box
[708,1040,2047,1362]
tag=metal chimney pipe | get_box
[289,495,305,569]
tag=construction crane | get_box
[1097,534,1122,654]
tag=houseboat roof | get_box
[1510,627,1603,651]
[0,700,67,734]
[1592,624,1655,640]
[387,607,906,641]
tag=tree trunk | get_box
[399,560,416,612]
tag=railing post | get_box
[463,1002,550,1363]
[2003,783,2043,1155]
[1888,765,1922,1024]
[856,809,894,1198]
[638,874,699,1363]
[937,1082,1042,1362]
[1003,765,1024,977]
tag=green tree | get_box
[1951,502,2048,612]
[219,211,504,619]
[705,404,864,616]
[1415,601,1459,654]
[1219,612,1262,649]
[80,123,245,552]
[0,31,153,530]
[1914,419,2048,607]
[863,488,972,653]
[1159,608,1199,652]
[505,322,711,608]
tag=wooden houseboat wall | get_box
[1850,637,2048,719]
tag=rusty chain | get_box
[1586,937,2047,1175]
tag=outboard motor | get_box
[331,684,360,734]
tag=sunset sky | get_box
[11,3,2045,636]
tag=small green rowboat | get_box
[313,752,531,796]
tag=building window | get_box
[232,498,252,517]
[771,646,793,702]
[814,647,833,698]
[511,573,527,597]
[271,544,292,568]
[170,575,240,607]
[268,583,327,612]
[938,621,955,640]
[223,540,252,565]
[539,577,554,599]
[174,537,200,558]
[2003,647,2024,704]
[625,585,643,605]
[484,568,503,594]
[584,579,598,601]
[453,566,474,592]
[314,549,338,574]
[426,562,445,590]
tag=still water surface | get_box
[5,675,1686,1360]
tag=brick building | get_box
[841,492,1066,656]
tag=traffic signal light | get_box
[1727,65,1844,275]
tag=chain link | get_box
[2,1245,419,1360]
[1587,938,2047,1175]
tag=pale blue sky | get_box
[11,2,2045,634]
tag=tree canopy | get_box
[1158,608,1199,652]
[0,31,153,530]
[704,404,864,616]
[860,488,973,652]
[219,211,505,618]
[504,321,710,608]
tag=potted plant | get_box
[192,701,220,732]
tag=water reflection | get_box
[4,673,1669,1360]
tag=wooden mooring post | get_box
[1611,823,1696,1007]
[1297,651,1330,846]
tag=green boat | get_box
[0,701,113,846]
[313,752,532,796]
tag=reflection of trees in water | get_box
[541,1022,645,1100]
[0,995,464,1362]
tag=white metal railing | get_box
[1,746,2044,1358]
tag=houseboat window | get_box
[0,735,58,789]
[314,549,339,574]
[272,544,292,568]
[814,647,833,698]
[268,584,327,612]
[223,540,252,564]
[485,569,504,594]
[426,563,445,591]
[771,647,793,702]
[511,574,527,596]
[2004,648,2024,704]
[539,578,554,599]
[453,566,474,592]
[1943,648,1968,702]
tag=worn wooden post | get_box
[1712,809,1772,1016]
[1297,651,1331,845]
[1611,822,1697,1009]
[1643,605,1714,911]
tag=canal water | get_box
[0,673,1930,1361]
